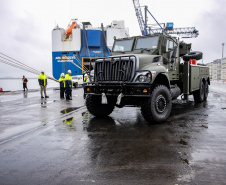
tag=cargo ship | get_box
[52,19,129,79]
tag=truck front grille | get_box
[94,56,137,83]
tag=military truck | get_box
[84,33,210,123]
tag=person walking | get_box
[22,75,28,91]
[65,70,73,100]
[58,73,65,99]
[83,74,89,99]
[38,69,49,98]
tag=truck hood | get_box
[108,53,167,73]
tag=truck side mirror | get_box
[161,45,166,53]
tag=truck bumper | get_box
[84,84,152,97]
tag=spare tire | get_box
[183,51,203,61]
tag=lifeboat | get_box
[66,20,78,36]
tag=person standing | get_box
[65,70,73,100]
[58,73,65,99]
[22,75,28,91]
[83,74,89,99]
[38,69,49,98]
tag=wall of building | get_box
[206,58,226,80]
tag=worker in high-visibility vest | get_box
[65,70,73,100]
[58,73,65,99]
[38,69,49,98]
[83,74,89,99]
[22,75,28,91]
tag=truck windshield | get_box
[112,39,134,52]
[135,36,159,50]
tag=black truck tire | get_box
[86,95,114,117]
[141,85,172,123]
[193,80,205,102]
[204,82,209,101]
[183,51,203,61]
[74,82,78,88]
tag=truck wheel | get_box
[141,85,172,123]
[74,83,78,88]
[86,95,114,117]
[193,80,205,102]
[204,82,209,100]
[183,51,203,61]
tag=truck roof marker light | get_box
[143,89,148,93]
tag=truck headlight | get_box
[138,75,147,82]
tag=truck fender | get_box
[152,73,170,89]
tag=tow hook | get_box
[101,93,108,104]
[116,93,124,105]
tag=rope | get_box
[0,52,58,82]
[0,53,40,74]
[84,28,94,72]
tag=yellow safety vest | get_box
[84,78,88,85]
[38,73,47,86]
[65,74,73,86]
[58,76,65,88]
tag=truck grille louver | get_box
[94,56,137,83]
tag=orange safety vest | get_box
[23,78,27,83]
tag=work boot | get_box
[41,96,44,98]
[45,96,49,98]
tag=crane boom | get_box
[149,27,199,38]
[132,0,146,35]
[132,0,199,38]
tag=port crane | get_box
[132,0,199,38]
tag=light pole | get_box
[221,43,225,79]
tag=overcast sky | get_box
[0,0,225,78]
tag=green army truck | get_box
[84,33,210,123]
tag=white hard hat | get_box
[84,74,88,77]
[61,73,65,77]
[41,69,44,72]
[68,70,71,73]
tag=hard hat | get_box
[41,69,44,72]
[68,70,71,73]
[84,74,88,77]
[61,73,65,77]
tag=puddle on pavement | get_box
[82,111,93,130]
[82,112,118,132]
[60,107,81,130]
[41,102,47,108]
[62,117,76,130]
[59,114,76,130]
[60,107,81,114]
[40,101,55,108]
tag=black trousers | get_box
[23,83,27,90]
[60,87,65,98]
[65,86,72,100]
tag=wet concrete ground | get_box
[0,84,226,185]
